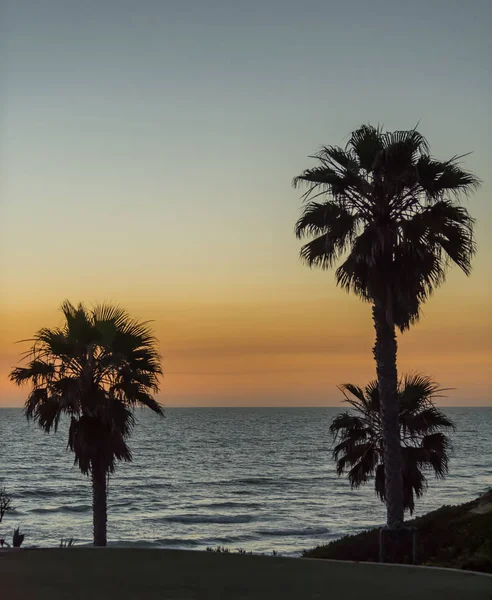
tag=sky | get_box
[0,0,490,407]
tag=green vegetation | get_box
[1,548,491,600]
[304,491,492,573]
[330,373,455,514]
[9,301,163,547]
[295,125,479,529]
[12,527,24,548]
[0,487,25,548]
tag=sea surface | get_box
[0,407,490,555]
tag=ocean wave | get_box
[255,526,330,537]
[17,489,60,499]
[17,488,86,499]
[202,535,256,545]
[155,538,202,547]
[263,476,328,485]
[189,477,276,488]
[108,538,202,548]
[187,502,262,510]
[30,505,91,515]
[116,482,177,491]
[192,475,327,488]
[163,514,254,524]
[231,477,276,485]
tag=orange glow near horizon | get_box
[1,269,490,407]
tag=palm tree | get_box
[294,125,478,529]
[330,374,455,514]
[9,301,163,546]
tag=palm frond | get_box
[338,383,366,404]
[292,166,346,193]
[399,373,442,407]
[27,395,62,432]
[387,127,429,148]
[335,255,372,301]
[374,138,425,183]
[405,200,476,276]
[381,128,430,154]
[406,407,455,434]
[92,303,128,327]
[421,432,452,478]
[401,449,429,514]
[24,387,49,419]
[331,373,454,514]
[33,327,76,360]
[295,201,356,240]
[347,124,384,171]
[374,463,385,503]
[346,445,378,488]
[299,234,340,269]
[416,155,481,199]
[364,380,380,411]
[330,412,367,438]
[317,146,360,173]
[294,125,479,329]
[60,301,95,345]
[10,301,163,481]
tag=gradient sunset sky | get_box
[1,0,490,407]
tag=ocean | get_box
[0,407,490,555]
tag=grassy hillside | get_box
[304,491,492,573]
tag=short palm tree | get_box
[294,125,478,528]
[9,301,163,546]
[330,374,455,514]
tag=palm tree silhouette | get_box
[10,301,163,546]
[294,125,478,529]
[330,374,455,514]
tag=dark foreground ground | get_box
[1,548,491,600]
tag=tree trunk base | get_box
[379,526,417,564]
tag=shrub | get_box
[303,491,492,573]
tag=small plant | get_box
[0,487,13,524]
[12,527,25,548]
[60,538,74,548]
[207,545,231,553]
[207,545,254,555]
[0,487,18,549]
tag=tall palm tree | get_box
[294,125,478,529]
[9,301,163,546]
[330,374,455,514]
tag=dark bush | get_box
[303,491,492,574]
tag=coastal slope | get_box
[304,491,492,573]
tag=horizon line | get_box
[0,404,490,409]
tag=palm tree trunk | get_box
[372,303,404,528]
[92,462,108,547]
